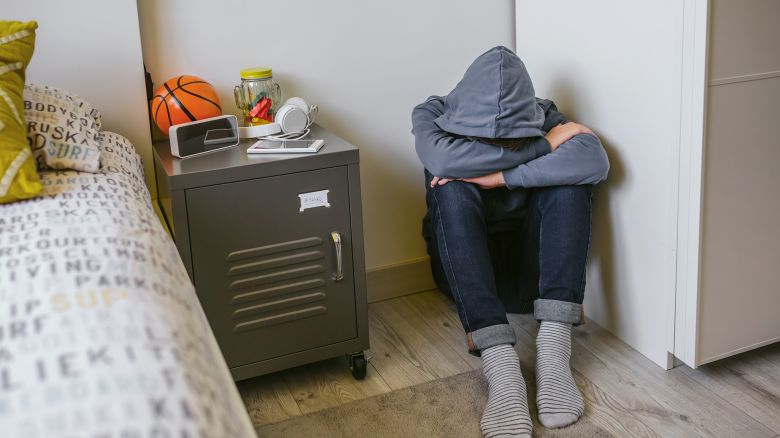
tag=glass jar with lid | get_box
[234,67,281,126]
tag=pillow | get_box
[24,87,102,172]
[25,82,102,129]
[97,130,145,185]
[0,20,41,203]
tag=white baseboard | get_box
[366,257,437,303]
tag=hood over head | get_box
[434,46,544,139]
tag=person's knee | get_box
[429,180,482,212]
[536,185,592,211]
[539,185,591,201]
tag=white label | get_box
[299,189,331,212]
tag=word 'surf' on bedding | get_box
[0,132,255,437]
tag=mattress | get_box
[0,132,255,437]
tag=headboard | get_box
[5,0,155,196]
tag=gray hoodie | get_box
[412,46,609,189]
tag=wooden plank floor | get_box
[237,290,780,437]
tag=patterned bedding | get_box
[0,132,255,437]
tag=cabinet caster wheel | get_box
[347,351,367,380]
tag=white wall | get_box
[6,0,153,194]
[516,1,687,367]
[137,0,516,271]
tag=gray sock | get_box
[535,321,584,428]
[480,343,532,437]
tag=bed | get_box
[0,131,255,437]
[1,2,256,435]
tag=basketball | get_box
[151,75,222,135]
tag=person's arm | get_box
[412,96,551,178]
[458,122,600,189]
[502,132,610,188]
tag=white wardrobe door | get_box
[698,77,780,365]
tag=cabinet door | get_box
[187,166,356,368]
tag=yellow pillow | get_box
[0,20,41,204]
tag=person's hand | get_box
[459,171,506,189]
[545,122,594,151]
[430,176,453,188]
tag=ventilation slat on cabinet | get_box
[233,306,327,333]
[233,292,326,320]
[230,264,324,290]
[231,279,326,305]
[227,237,323,261]
[229,251,324,276]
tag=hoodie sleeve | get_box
[412,96,551,178]
[502,133,610,188]
[536,98,569,131]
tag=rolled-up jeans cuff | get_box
[534,299,584,325]
[468,324,516,356]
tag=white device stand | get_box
[239,123,282,139]
[169,114,238,158]
[238,98,317,140]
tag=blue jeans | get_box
[422,170,592,354]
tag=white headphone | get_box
[264,97,318,140]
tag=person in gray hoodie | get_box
[412,46,609,437]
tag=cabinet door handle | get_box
[331,231,344,281]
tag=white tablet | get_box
[247,139,325,154]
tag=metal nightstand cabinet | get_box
[186,166,357,369]
[152,124,369,381]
